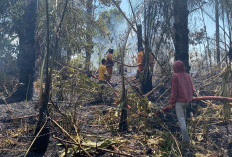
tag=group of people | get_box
[97,48,195,146]
[98,48,146,83]
[98,48,114,84]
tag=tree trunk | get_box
[229,47,232,61]
[27,0,50,155]
[85,0,93,72]
[174,0,190,73]
[18,0,37,99]
[215,0,220,64]
[119,47,127,132]
[141,42,152,94]
[137,24,143,52]
[119,26,131,133]
[142,4,152,94]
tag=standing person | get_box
[136,48,144,79]
[98,59,107,84]
[106,48,114,82]
[168,60,195,143]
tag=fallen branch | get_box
[53,136,133,157]
[113,60,138,67]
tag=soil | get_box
[0,74,232,157]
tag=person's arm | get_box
[166,103,175,110]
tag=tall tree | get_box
[174,0,190,73]
[84,0,94,72]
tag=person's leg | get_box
[183,102,188,119]
[175,102,190,142]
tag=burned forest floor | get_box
[0,68,232,157]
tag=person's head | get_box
[101,59,106,65]
[108,48,114,54]
[173,60,186,73]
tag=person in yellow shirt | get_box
[98,59,107,83]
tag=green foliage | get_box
[96,8,124,39]
[157,131,180,156]
[0,0,24,36]
[0,0,24,95]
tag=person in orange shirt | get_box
[98,59,107,84]
[137,50,143,71]
[106,49,114,82]
[136,48,144,79]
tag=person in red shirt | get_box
[168,60,195,142]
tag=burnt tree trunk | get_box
[141,44,152,94]
[141,4,152,94]
[229,47,232,61]
[137,24,143,52]
[174,0,190,73]
[27,0,50,155]
[85,0,93,72]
